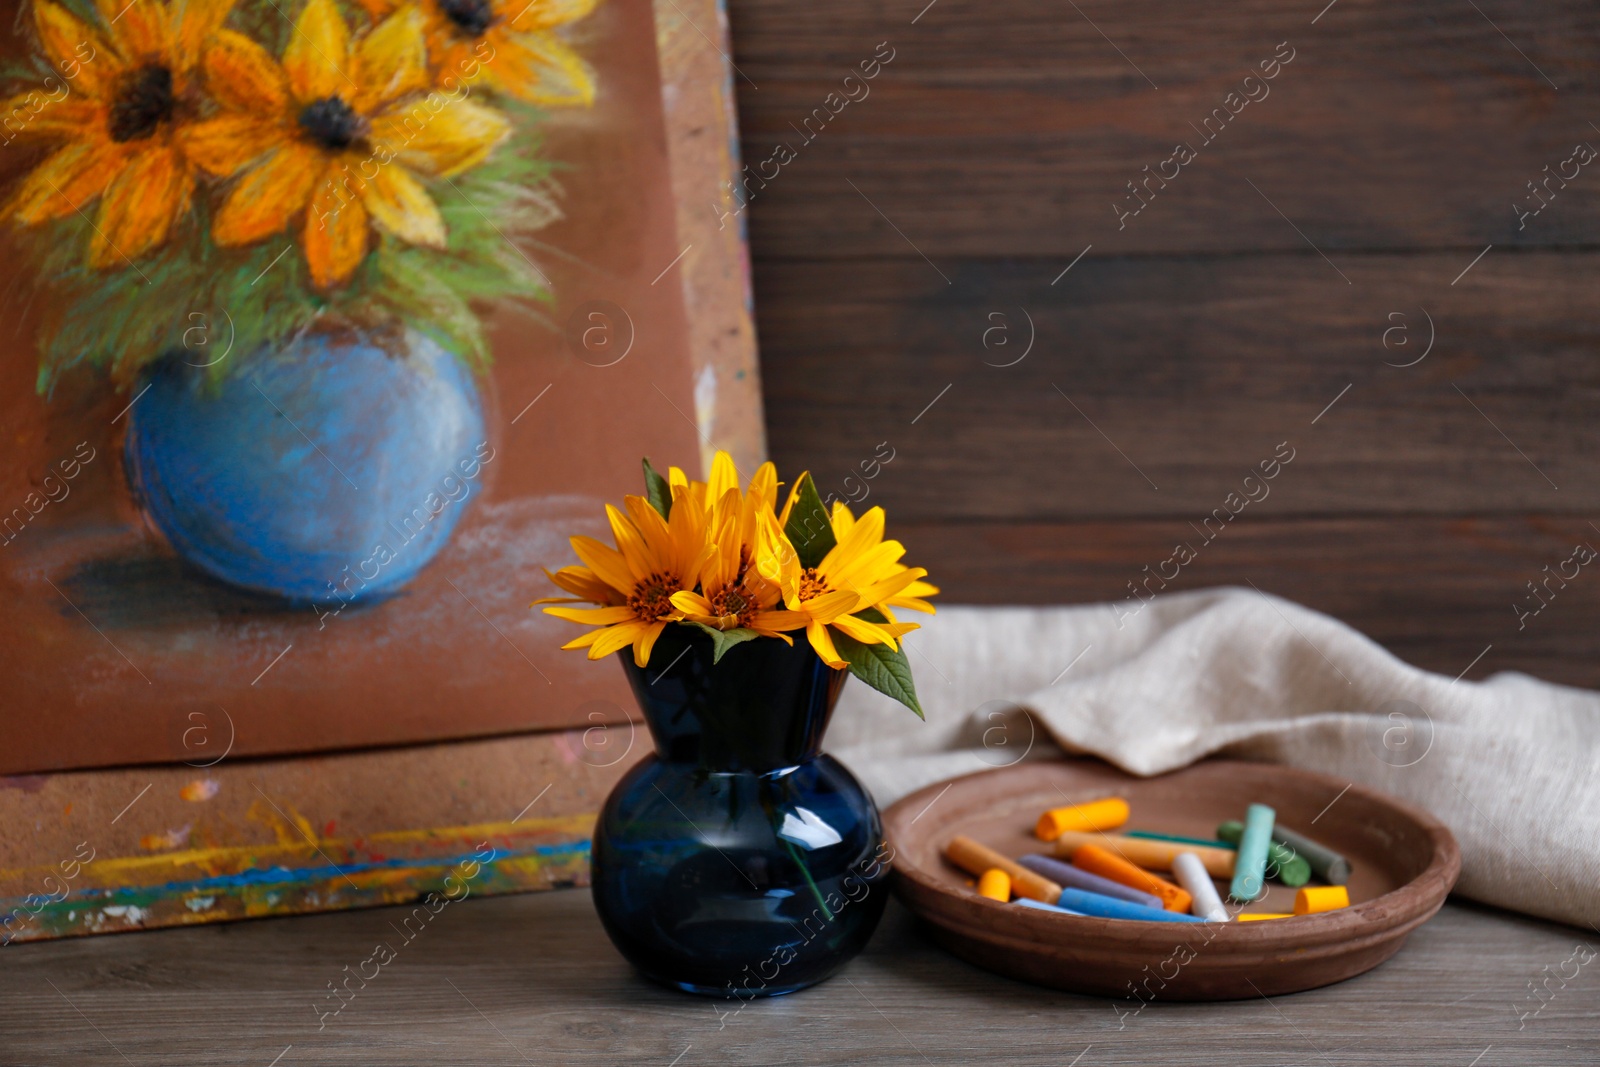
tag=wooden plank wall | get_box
[729,0,1600,687]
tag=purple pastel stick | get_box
[1019,853,1166,910]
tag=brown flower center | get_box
[438,0,495,37]
[298,96,368,151]
[627,571,677,621]
[109,64,174,143]
[797,568,829,601]
[708,587,753,627]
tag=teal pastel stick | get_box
[1055,887,1211,923]
[1126,830,1236,850]
[1229,803,1276,903]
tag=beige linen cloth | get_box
[829,587,1600,930]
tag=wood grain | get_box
[890,515,1600,687]
[1,886,1590,1065]
[731,0,1600,256]
[734,0,1600,689]
[756,253,1598,519]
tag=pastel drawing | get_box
[1,0,598,601]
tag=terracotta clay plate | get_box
[883,759,1460,1000]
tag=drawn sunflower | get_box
[2,0,236,267]
[179,0,511,289]
[360,0,597,106]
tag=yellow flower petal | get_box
[570,535,635,597]
[560,626,605,650]
[285,0,351,103]
[543,604,636,625]
[588,621,643,660]
[203,29,291,113]
[751,608,808,633]
[352,6,427,113]
[852,567,927,611]
[831,612,897,652]
[0,94,100,142]
[34,4,117,98]
[486,30,594,107]
[828,539,906,590]
[6,140,121,225]
[801,588,860,624]
[179,115,282,176]
[212,142,320,244]
[634,621,667,667]
[303,168,369,287]
[171,0,239,73]
[88,142,189,267]
[606,503,659,578]
[669,590,714,616]
[806,619,846,669]
[818,506,885,580]
[359,161,445,247]
[706,450,738,501]
[544,564,618,604]
[98,0,169,64]
[370,96,510,178]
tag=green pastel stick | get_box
[1228,804,1275,902]
[1272,823,1352,886]
[1216,821,1311,887]
[1126,830,1236,850]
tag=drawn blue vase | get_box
[591,624,890,998]
[124,328,487,603]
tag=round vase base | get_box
[661,975,823,999]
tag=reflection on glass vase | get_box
[590,623,890,997]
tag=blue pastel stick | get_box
[1013,898,1087,916]
[1018,853,1165,910]
[1056,887,1211,923]
[1229,803,1276,903]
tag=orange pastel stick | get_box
[1071,843,1192,913]
[945,835,1061,904]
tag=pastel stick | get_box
[1055,887,1212,923]
[1018,853,1165,910]
[1229,803,1275,903]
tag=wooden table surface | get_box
[4,888,1595,1066]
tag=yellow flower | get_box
[359,0,598,106]
[760,491,932,669]
[179,0,511,288]
[537,492,711,667]
[1,0,236,266]
[669,476,807,640]
[829,502,939,623]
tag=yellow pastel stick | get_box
[1051,830,1236,879]
[1035,797,1129,841]
[1293,885,1350,915]
[977,868,1012,902]
[1237,912,1294,921]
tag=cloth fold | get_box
[831,587,1600,929]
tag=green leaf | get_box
[642,458,672,519]
[689,622,761,663]
[783,472,836,569]
[833,626,924,719]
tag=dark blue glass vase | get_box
[591,623,890,998]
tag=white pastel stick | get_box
[1174,850,1230,922]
